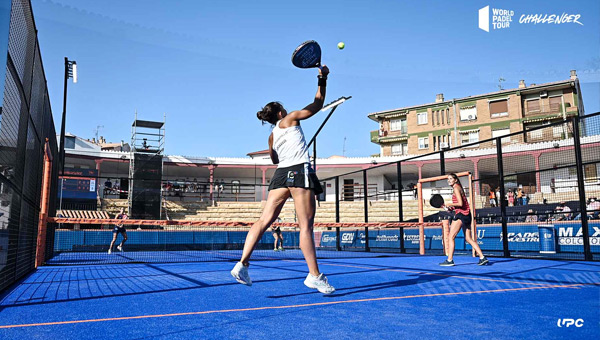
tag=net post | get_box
[417,182,424,255]
[36,139,52,268]
[399,226,405,253]
[335,176,341,251]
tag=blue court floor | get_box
[0,252,598,340]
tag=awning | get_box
[459,129,480,134]
[380,136,409,143]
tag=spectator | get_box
[507,189,515,207]
[219,179,225,195]
[555,202,572,221]
[523,195,530,206]
[489,189,496,207]
[575,197,600,220]
[495,187,501,206]
[525,209,538,223]
[104,178,112,195]
[516,188,523,206]
[588,198,600,219]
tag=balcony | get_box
[370,130,380,143]
[524,103,577,118]
[372,128,409,144]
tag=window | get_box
[391,143,407,155]
[460,131,479,147]
[553,125,564,138]
[418,137,429,150]
[417,112,428,125]
[436,110,441,126]
[584,164,597,183]
[432,111,436,126]
[549,96,562,113]
[492,128,511,145]
[390,118,406,133]
[65,136,76,149]
[440,134,451,149]
[528,128,543,140]
[489,99,508,118]
[231,180,240,194]
[526,99,540,113]
[446,109,451,124]
[460,106,477,121]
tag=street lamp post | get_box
[58,57,77,176]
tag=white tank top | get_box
[272,120,310,168]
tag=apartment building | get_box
[369,70,584,156]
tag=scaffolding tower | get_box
[128,113,165,220]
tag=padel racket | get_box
[291,40,322,69]
[429,194,445,208]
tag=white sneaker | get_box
[117,245,123,252]
[231,262,252,286]
[278,247,284,251]
[304,273,335,294]
[108,248,112,254]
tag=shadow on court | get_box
[268,273,447,298]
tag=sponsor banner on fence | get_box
[55,222,600,253]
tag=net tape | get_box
[48,217,441,229]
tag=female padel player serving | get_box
[231,66,335,294]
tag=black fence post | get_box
[363,169,370,252]
[397,162,403,221]
[440,151,445,175]
[335,176,341,251]
[496,138,510,257]
[572,116,592,260]
[312,140,317,172]
[397,161,405,253]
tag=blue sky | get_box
[31,0,600,158]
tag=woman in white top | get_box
[231,66,334,294]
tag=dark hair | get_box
[257,101,283,125]
[448,173,463,189]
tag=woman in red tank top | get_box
[439,173,489,267]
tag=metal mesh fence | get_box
[373,113,598,260]
[0,0,58,292]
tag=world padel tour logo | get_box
[478,5,583,32]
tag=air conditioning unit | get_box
[440,142,449,149]
[467,115,474,120]
[540,90,548,98]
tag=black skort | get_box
[113,225,126,234]
[452,212,472,229]
[268,163,323,195]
